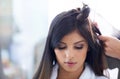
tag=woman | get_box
[33,4,108,79]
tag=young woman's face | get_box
[54,30,88,73]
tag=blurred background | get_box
[0,0,119,79]
[0,0,48,79]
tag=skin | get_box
[99,35,120,59]
[54,30,88,79]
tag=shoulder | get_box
[95,76,108,79]
[50,64,58,79]
[79,64,108,79]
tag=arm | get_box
[99,35,120,59]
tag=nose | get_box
[65,49,74,60]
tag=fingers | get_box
[98,35,109,41]
[99,35,118,41]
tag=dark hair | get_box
[33,4,106,79]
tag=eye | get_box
[74,44,83,49]
[57,46,66,50]
[56,43,66,50]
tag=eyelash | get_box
[57,46,66,50]
[56,45,84,50]
[74,46,83,49]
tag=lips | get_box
[64,62,77,67]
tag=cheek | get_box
[54,49,60,56]
[76,49,88,60]
[54,49,65,61]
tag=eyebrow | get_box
[59,41,66,44]
[59,40,86,45]
[74,40,86,44]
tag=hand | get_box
[99,35,120,59]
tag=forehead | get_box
[61,30,86,43]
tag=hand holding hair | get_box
[99,35,120,59]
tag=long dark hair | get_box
[33,4,106,79]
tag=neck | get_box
[57,65,84,79]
